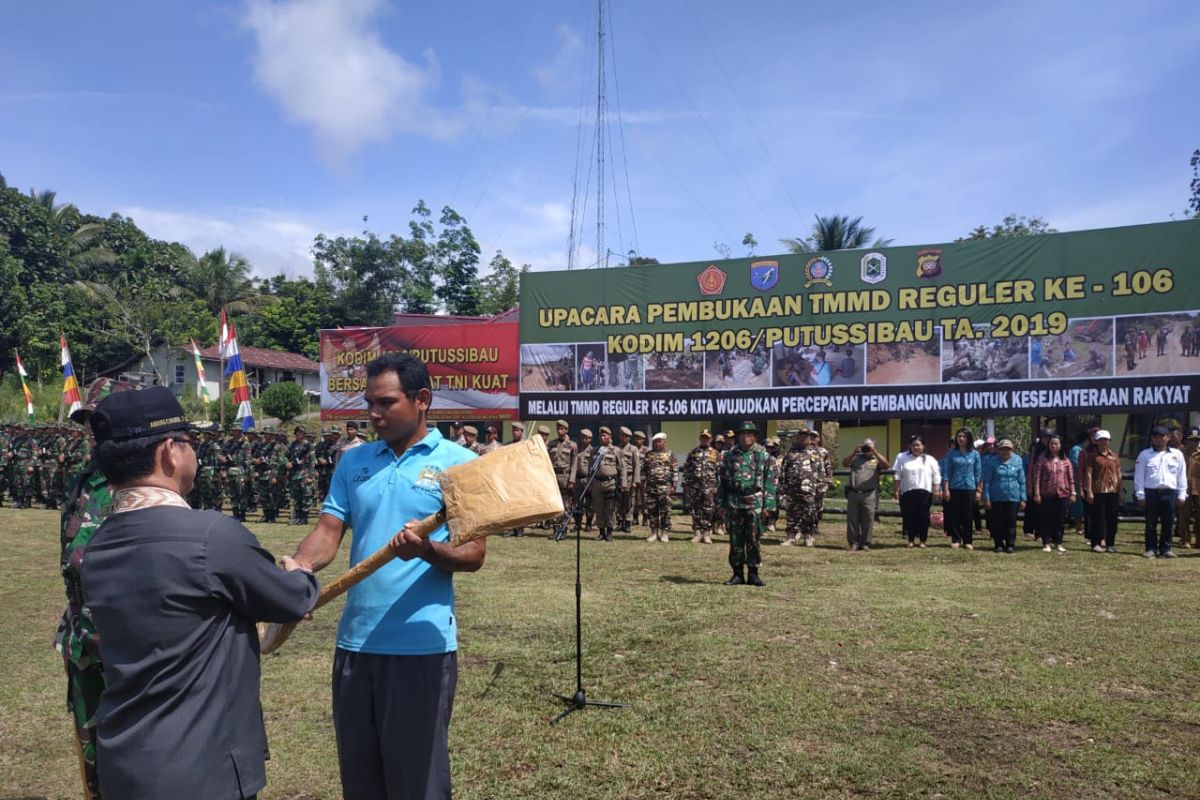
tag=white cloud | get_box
[529,24,583,92]
[119,205,339,278]
[243,0,462,160]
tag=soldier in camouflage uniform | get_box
[0,423,12,505]
[762,436,783,535]
[197,430,226,510]
[617,426,642,532]
[590,426,625,541]
[315,427,341,502]
[717,421,776,586]
[573,428,595,533]
[643,432,678,542]
[254,428,284,522]
[632,430,649,526]
[780,429,825,546]
[812,430,834,522]
[11,424,38,507]
[684,430,720,543]
[55,378,134,799]
[285,426,316,525]
[549,420,579,541]
[224,428,251,521]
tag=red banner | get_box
[320,323,519,420]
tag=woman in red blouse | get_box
[1031,434,1076,553]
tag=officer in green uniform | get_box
[314,427,341,501]
[717,421,776,586]
[11,424,38,507]
[642,432,677,542]
[632,430,649,526]
[224,428,251,521]
[684,430,720,543]
[0,423,12,505]
[590,426,625,541]
[286,426,315,525]
[254,428,280,522]
[244,429,262,514]
[55,378,134,799]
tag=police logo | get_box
[697,265,727,296]
[860,252,886,284]
[803,256,834,288]
[916,248,943,279]
[749,260,779,291]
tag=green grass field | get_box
[3,506,1199,799]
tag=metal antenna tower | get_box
[595,0,607,268]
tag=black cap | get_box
[1151,425,1169,436]
[90,387,195,444]
[1039,427,1054,437]
[1186,427,1200,440]
[346,421,359,430]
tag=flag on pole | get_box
[219,309,232,358]
[60,335,83,418]
[191,339,212,403]
[14,351,34,422]
[224,323,254,430]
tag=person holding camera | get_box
[841,438,889,551]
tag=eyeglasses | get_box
[170,435,196,449]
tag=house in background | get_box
[105,343,320,400]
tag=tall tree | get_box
[239,275,336,358]
[312,230,407,327]
[476,251,526,316]
[958,214,1057,241]
[781,214,891,253]
[434,206,480,316]
[185,246,273,316]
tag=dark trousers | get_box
[1038,495,1068,546]
[1023,499,1040,535]
[988,501,1019,548]
[1144,489,1177,554]
[332,649,457,800]
[1088,493,1119,548]
[947,489,975,544]
[899,489,933,542]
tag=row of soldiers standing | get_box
[0,423,91,509]
[187,422,368,523]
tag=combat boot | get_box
[605,528,615,542]
[723,566,745,586]
[702,533,713,544]
[781,535,796,546]
[658,531,669,542]
[804,535,814,547]
[646,530,658,542]
[690,532,702,543]
[747,567,765,587]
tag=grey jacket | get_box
[83,507,319,800]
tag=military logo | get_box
[749,260,779,291]
[916,248,943,279]
[803,256,834,288]
[697,265,727,296]
[860,252,886,285]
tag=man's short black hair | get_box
[365,353,431,398]
[93,432,179,485]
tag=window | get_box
[174,364,186,385]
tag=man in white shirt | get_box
[1133,425,1188,559]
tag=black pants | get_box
[1087,493,1119,548]
[332,649,457,800]
[947,489,975,544]
[1038,495,1068,546]
[1023,498,1040,535]
[900,489,933,542]
[988,501,1019,548]
[1144,489,1176,554]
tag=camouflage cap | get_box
[599,426,612,435]
[723,429,736,439]
[580,428,593,438]
[698,429,711,438]
[294,425,308,435]
[619,426,632,436]
[72,377,137,423]
[737,421,758,433]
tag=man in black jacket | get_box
[81,387,319,800]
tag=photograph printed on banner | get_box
[866,340,941,385]
[1030,318,1113,380]
[645,339,703,390]
[1116,312,1200,375]
[576,344,608,391]
[940,324,1029,383]
[606,352,645,390]
[770,343,865,387]
[703,345,772,389]
[519,343,575,392]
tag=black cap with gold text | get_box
[90,387,196,444]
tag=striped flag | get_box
[14,351,34,422]
[60,335,82,418]
[224,323,254,430]
[191,339,212,403]
[219,309,232,358]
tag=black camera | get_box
[860,444,871,454]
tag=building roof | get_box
[392,307,518,326]
[197,343,318,373]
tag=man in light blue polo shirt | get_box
[290,353,485,800]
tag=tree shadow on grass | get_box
[659,575,710,585]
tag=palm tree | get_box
[781,214,892,253]
[185,247,274,316]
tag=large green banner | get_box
[518,220,1200,420]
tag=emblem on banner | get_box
[697,264,727,296]
[860,252,886,284]
[916,248,943,279]
[803,256,834,288]
[749,260,779,291]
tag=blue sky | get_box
[2,0,1198,278]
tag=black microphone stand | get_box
[549,446,629,724]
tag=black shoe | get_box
[1005,546,1015,554]
[747,568,765,587]
[994,546,1001,553]
[501,530,516,537]
[552,529,566,541]
[724,568,745,586]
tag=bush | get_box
[259,381,305,423]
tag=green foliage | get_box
[240,275,337,359]
[1189,148,1200,219]
[782,214,892,253]
[475,251,525,316]
[958,214,1057,241]
[259,380,305,423]
[434,205,481,316]
[0,373,66,423]
[626,251,659,266]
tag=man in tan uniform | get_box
[617,426,642,532]
[591,427,624,541]
[549,420,579,541]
